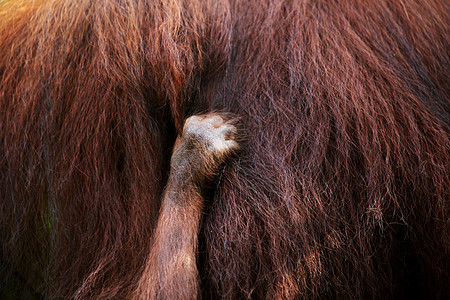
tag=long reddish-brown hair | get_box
[1,0,448,298]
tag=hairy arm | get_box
[135,114,239,299]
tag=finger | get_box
[224,140,240,152]
[203,115,224,128]
[217,124,237,140]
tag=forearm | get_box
[135,114,238,299]
[153,178,204,266]
[135,180,203,300]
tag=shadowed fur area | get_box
[0,0,449,299]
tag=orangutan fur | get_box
[0,0,449,299]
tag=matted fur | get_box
[0,0,448,298]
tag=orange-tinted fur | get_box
[0,0,449,299]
